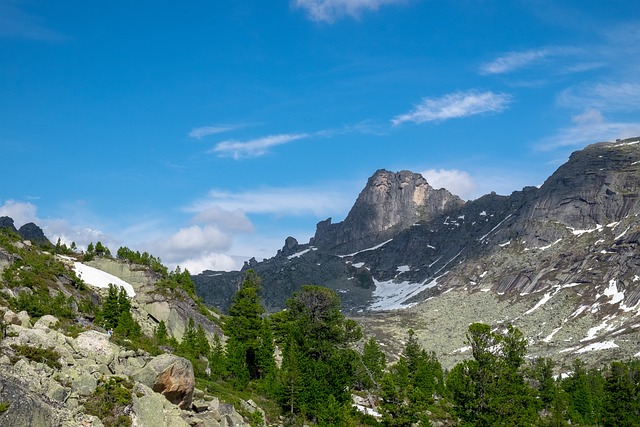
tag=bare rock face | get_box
[312,170,464,254]
[134,354,195,410]
[17,222,50,245]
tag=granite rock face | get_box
[312,169,464,254]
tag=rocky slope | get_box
[0,232,264,426]
[0,310,257,427]
[194,137,640,369]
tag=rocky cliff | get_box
[311,170,463,254]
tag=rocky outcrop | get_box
[134,353,195,409]
[311,169,464,254]
[0,311,258,427]
[17,222,50,245]
[0,217,17,233]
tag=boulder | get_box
[33,315,59,330]
[133,353,195,409]
[73,330,117,365]
[131,383,190,427]
[2,309,20,326]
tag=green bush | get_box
[11,344,61,369]
[84,377,133,427]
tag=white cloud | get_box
[188,125,237,139]
[189,186,355,217]
[178,252,238,274]
[191,207,254,232]
[420,169,477,200]
[558,82,640,112]
[480,49,553,75]
[152,225,232,262]
[537,108,640,151]
[0,200,38,226]
[211,133,309,159]
[292,0,404,23]
[392,90,511,125]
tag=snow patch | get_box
[287,248,313,259]
[604,279,624,305]
[615,226,631,240]
[74,262,136,297]
[498,241,511,247]
[370,275,442,311]
[479,214,512,241]
[396,265,410,273]
[341,239,393,257]
[571,224,602,236]
[575,341,618,354]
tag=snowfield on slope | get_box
[73,262,136,297]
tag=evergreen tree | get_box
[102,284,121,329]
[602,360,640,426]
[155,320,168,344]
[208,334,227,379]
[179,318,199,358]
[447,323,537,426]
[224,270,274,387]
[562,359,604,425]
[274,285,362,418]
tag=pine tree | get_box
[224,270,274,387]
[155,320,168,344]
[102,284,121,329]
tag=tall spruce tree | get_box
[274,285,362,418]
[447,323,537,426]
[224,270,274,388]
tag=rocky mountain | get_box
[194,137,640,370]
[0,216,50,245]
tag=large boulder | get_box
[133,354,195,409]
[131,383,190,427]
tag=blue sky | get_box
[1,0,639,273]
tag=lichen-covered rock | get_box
[0,377,68,427]
[133,353,195,410]
[74,330,117,365]
[33,314,60,330]
[131,383,190,427]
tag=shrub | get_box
[84,377,133,427]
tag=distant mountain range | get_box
[194,136,640,369]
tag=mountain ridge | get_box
[194,136,640,369]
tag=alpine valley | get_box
[194,137,640,371]
[2,136,640,427]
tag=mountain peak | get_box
[311,169,464,254]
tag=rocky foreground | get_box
[0,308,263,427]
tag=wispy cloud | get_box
[536,108,640,151]
[0,2,66,41]
[558,82,640,112]
[480,49,554,75]
[210,133,309,159]
[191,206,254,232]
[292,0,405,23]
[392,90,511,125]
[188,125,239,139]
[189,185,356,217]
